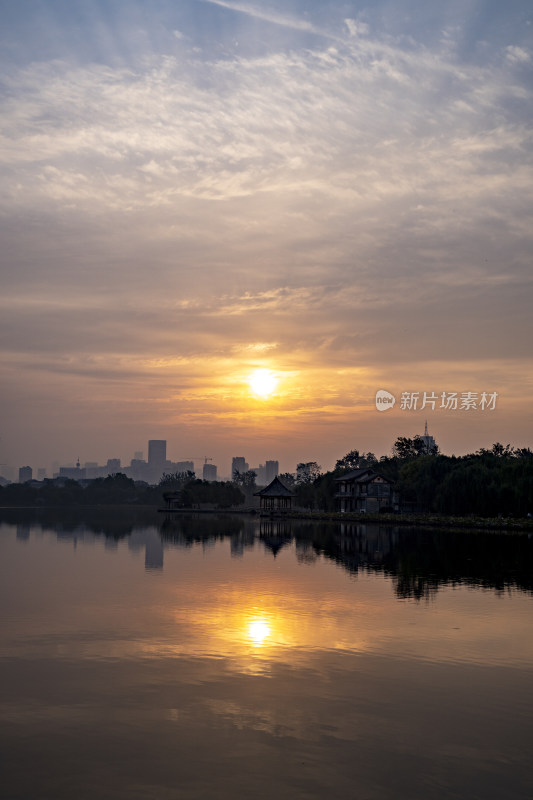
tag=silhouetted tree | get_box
[476,442,514,458]
[159,471,195,490]
[296,462,322,484]
[393,436,428,459]
[177,479,244,508]
[278,472,296,488]
[335,450,378,472]
[233,470,257,489]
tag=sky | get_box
[1,0,532,477]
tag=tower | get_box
[420,421,437,454]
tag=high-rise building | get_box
[59,464,86,480]
[37,468,47,481]
[147,440,168,484]
[232,456,248,480]
[203,463,217,481]
[420,421,437,454]
[175,460,194,474]
[128,458,148,482]
[106,458,121,474]
[148,440,167,465]
[18,466,32,483]
[249,464,265,484]
[0,465,15,483]
[265,460,279,484]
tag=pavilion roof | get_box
[254,476,296,497]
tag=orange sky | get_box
[1,1,532,475]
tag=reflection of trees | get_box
[159,513,247,544]
[3,509,532,599]
[159,514,261,557]
[306,524,533,598]
[0,507,159,539]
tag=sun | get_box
[248,368,278,398]
[247,619,271,645]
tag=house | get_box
[254,476,295,513]
[335,469,398,513]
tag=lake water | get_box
[1,509,532,800]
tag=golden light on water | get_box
[247,618,272,646]
[248,368,278,398]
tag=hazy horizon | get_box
[1,0,532,475]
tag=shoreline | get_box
[158,506,533,532]
[1,504,532,532]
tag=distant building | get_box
[148,440,167,484]
[203,463,217,481]
[106,458,121,474]
[148,440,166,466]
[18,466,32,483]
[0,466,15,483]
[128,458,148,481]
[335,469,399,514]
[37,468,47,481]
[420,421,437,454]
[265,460,279,484]
[232,456,249,480]
[249,464,266,484]
[175,460,194,475]
[59,460,85,480]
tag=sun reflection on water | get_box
[247,618,272,647]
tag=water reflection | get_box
[247,617,272,646]
[1,510,533,799]
[2,508,532,598]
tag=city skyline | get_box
[2,418,510,484]
[1,1,532,471]
[5,438,284,484]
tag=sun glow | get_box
[248,368,278,398]
[247,619,272,646]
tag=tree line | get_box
[1,439,532,516]
[291,441,533,517]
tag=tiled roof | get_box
[254,476,296,497]
[334,468,372,482]
[335,469,393,485]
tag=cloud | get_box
[1,4,532,465]
[505,45,530,64]
[199,0,327,37]
[344,18,369,38]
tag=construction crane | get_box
[183,456,213,465]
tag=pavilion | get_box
[254,476,295,513]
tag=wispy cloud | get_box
[505,45,530,65]
[199,0,329,37]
